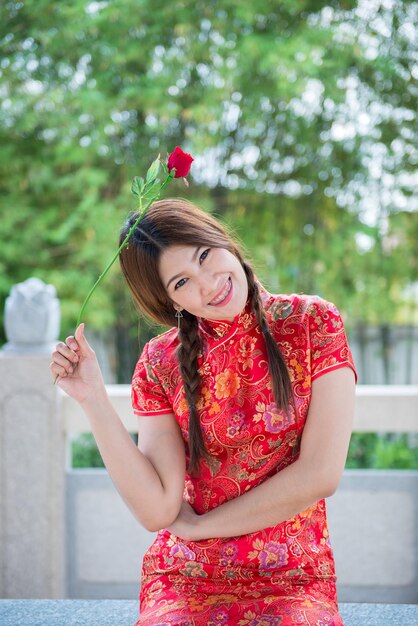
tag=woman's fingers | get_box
[50,338,80,382]
[57,341,78,360]
[50,325,95,384]
[50,356,74,381]
[52,345,78,370]
[50,362,70,379]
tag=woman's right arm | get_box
[50,324,186,532]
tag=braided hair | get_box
[242,261,293,414]
[119,199,292,475]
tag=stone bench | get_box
[0,600,417,625]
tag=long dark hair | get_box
[119,198,292,475]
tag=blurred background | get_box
[1,0,417,469]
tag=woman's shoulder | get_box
[140,327,179,367]
[263,291,336,321]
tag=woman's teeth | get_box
[210,278,231,305]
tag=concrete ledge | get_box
[0,601,417,626]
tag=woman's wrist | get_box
[188,511,209,542]
[79,383,110,416]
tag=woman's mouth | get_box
[209,277,233,306]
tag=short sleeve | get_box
[131,342,174,416]
[308,297,357,383]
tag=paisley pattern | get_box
[131,290,356,626]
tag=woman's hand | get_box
[167,500,203,541]
[49,323,106,405]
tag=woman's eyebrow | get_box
[166,246,201,289]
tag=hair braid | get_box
[242,262,293,412]
[176,311,209,475]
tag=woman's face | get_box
[159,245,248,322]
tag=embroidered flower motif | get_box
[302,373,312,390]
[208,608,229,625]
[226,425,239,437]
[215,369,240,399]
[239,311,256,330]
[259,541,289,569]
[289,358,304,380]
[149,347,166,367]
[146,579,166,608]
[269,300,293,320]
[236,336,257,370]
[209,401,221,416]
[196,385,212,410]
[212,321,232,338]
[221,542,239,562]
[180,561,208,578]
[177,396,189,415]
[226,410,245,437]
[169,542,196,561]
[190,594,237,611]
[144,360,159,385]
[289,541,302,557]
[236,468,250,482]
[263,403,294,433]
[253,401,266,423]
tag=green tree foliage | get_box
[0,0,417,353]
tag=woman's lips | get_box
[209,277,233,306]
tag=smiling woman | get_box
[50,198,356,626]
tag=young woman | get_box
[50,199,356,626]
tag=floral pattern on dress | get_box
[131,290,356,626]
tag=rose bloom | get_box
[167,146,194,178]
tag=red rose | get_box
[167,146,194,178]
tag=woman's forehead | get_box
[159,244,199,274]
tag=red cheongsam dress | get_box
[131,290,357,626]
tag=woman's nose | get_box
[198,273,216,297]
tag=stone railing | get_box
[0,347,417,603]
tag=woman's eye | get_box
[174,278,188,290]
[199,248,210,263]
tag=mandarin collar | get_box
[198,300,256,340]
[197,281,272,340]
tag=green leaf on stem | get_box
[142,178,162,205]
[131,176,144,198]
[145,156,161,184]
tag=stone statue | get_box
[2,277,60,353]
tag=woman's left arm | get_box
[168,366,356,541]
